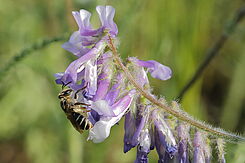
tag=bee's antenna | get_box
[74,84,88,99]
[62,81,72,90]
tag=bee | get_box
[58,83,93,133]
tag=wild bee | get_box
[58,84,93,133]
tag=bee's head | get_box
[58,88,73,99]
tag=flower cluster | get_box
[55,6,226,163]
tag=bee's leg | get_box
[82,109,91,113]
[74,85,88,99]
[78,105,91,111]
[79,106,91,113]
[74,102,91,106]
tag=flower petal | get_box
[124,111,136,153]
[104,73,124,105]
[178,124,190,163]
[87,119,111,143]
[153,110,177,157]
[146,60,172,80]
[88,107,128,143]
[92,100,115,116]
[63,53,94,83]
[88,89,135,143]
[60,40,106,85]
[92,72,110,100]
[154,125,166,162]
[72,10,92,30]
[84,59,97,96]
[96,6,118,35]
[193,132,205,163]
[54,72,65,85]
[135,129,151,163]
[72,10,100,36]
[92,89,136,117]
[131,113,146,147]
[128,57,150,87]
[92,52,114,101]
[62,31,90,57]
[111,89,136,116]
[129,57,172,80]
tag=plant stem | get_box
[177,6,245,101]
[108,36,245,142]
[0,33,69,82]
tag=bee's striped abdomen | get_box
[72,112,92,130]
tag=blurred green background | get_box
[0,0,244,162]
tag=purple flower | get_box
[131,107,148,147]
[123,100,150,153]
[154,126,172,163]
[56,5,118,96]
[72,9,99,36]
[177,124,190,163]
[193,132,205,163]
[193,132,211,163]
[92,52,114,101]
[87,89,136,143]
[128,57,172,81]
[135,129,151,163]
[104,73,125,106]
[55,40,107,95]
[96,6,118,36]
[154,125,165,163]
[62,31,90,57]
[62,6,118,57]
[127,61,149,87]
[124,110,137,153]
[152,110,177,160]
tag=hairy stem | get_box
[0,33,69,82]
[177,6,245,101]
[108,36,245,142]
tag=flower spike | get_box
[55,5,242,163]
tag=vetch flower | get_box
[154,125,166,163]
[123,98,151,153]
[135,128,151,163]
[129,106,152,163]
[177,123,190,163]
[61,31,90,57]
[56,5,119,97]
[131,105,149,147]
[55,40,107,94]
[96,6,118,36]
[127,59,149,88]
[92,52,114,101]
[152,110,177,159]
[124,110,137,153]
[62,6,118,57]
[193,131,206,163]
[128,57,172,81]
[87,89,136,143]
